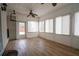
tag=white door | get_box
[16,22,26,39]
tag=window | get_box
[28,21,38,32]
[62,15,70,35]
[74,12,79,36]
[19,22,25,35]
[55,16,62,34]
[45,19,53,33]
[45,20,49,32]
[55,15,70,35]
[39,21,44,32]
[49,19,53,33]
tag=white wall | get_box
[0,10,3,55]
[39,4,79,49]
[8,21,16,40]
[0,11,9,55]
[7,10,16,40]
[1,11,9,49]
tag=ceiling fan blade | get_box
[27,14,30,17]
[32,14,35,18]
[34,14,38,16]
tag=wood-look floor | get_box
[5,37,79,56]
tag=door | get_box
[16,22,26,39]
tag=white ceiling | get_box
[7,3,68,17]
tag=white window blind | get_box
[39,21,44,32]
[49,19,53,33]
[28,21,38,32]
[55,16,62,34]
[62,15,70,35]
[55,15,70,35]
[45,20,49,32]
[74,12,79,36]
[45,19,53,33]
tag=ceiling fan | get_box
[41,3,57,7]
[27,10,38,18]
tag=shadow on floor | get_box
[2,50,18,56]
